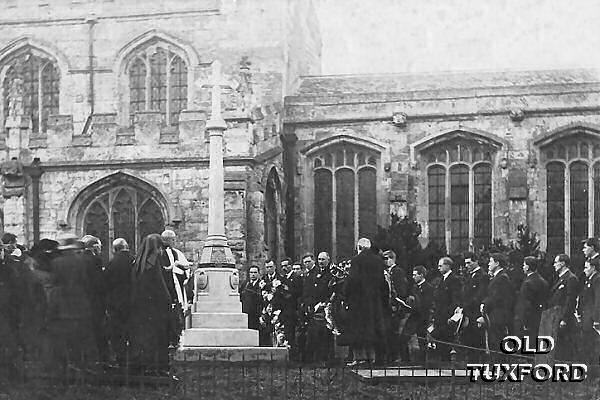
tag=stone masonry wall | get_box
[0,0,322,269]
[285,71,600,256]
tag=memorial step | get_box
[181,328,259,347]
[194,299,243,313]
[191,312,248,328]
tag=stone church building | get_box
[1,0,599,267]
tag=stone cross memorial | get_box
[180,60,259,350]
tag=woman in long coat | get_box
[128,234,173,375]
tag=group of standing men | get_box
[240,236,600,366]
[240,251,337,362]
[0,229,194,378]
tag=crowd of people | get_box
[2,229,600,379]
[0,230,192,379]
[241,237,600,367]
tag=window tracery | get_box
[312,144,378,261]
[422,136,495,253]
[127,44,187,126]
[2,49,59,133]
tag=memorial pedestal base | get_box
[174,346,288,362]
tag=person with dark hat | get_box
[46,237,97,375]
[25,238,59,361]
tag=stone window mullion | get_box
[589,162,594,238]
[144,52,151,111]
[166,52,172,126]
[331,162,337,262]
[444,156,451,254]
[37,61,43,133]
[564,164,571,256]
[468,165,475,251]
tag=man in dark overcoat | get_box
[546,253,579,361]
[81,235,108,363]
[431,256,463,361]
[406,265,434,362]
[481,253,515,358]
[343,238,387,366]
[281,259,303,359]
[462,253,489,360]
[0,243,25,380]
[105,238,134,367]
[300,252,332,362]
[46,238,97,373]
[383,249,409,363]
[240,265,262,330]
[577,257,600,365]
[513,256,549,340]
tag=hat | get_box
[38,239,59,253]
[582,237,600,250]
[56,237,85,251]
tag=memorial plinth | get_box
[176,60,287,362]
[177,267,288,361]
[181,267,258,347]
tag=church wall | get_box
[285,72,600,257]
[35,164,248,264]
[0,0,321,269]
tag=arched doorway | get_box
[264,168,281,262]
[69,172,168,263]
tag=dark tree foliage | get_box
[374,214,446,281]
[374,214,423,267]
[475,224,550,287]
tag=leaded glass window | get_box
[421,136,496,254]
[450,164,469,253]
[2,51,59,133]
[83,186,165,263]
[570,161,588,256]
[128,46,187,126]
[546,162,565,254]
[313,145,379,261]
[427,165,446,247]
[473,164,492,249]
[541,133,600,257]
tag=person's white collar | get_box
[442,270,451,280]
[558,268,569,278]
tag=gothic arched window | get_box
[82,186,165,263]
[539,130,600,260]
[421,135,497,254]
[127,45,187,126]
[313,144,378,261]
[2,50,59,133]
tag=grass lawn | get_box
[1,363,600,400]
